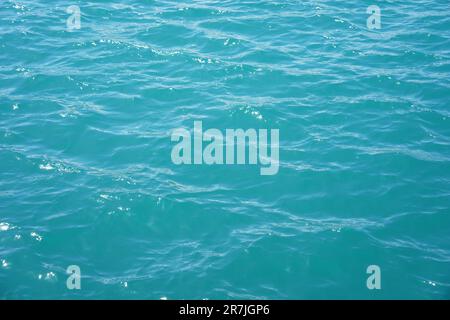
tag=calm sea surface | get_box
[1,0,450,299]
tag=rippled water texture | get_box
[1,0,450,299]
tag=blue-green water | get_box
[1,0,450,299]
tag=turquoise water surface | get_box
[1,0,450,299]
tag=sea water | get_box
[0,0,450,299]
